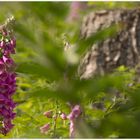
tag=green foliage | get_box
[0,1,140,138]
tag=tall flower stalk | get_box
[67,105,82,138]
[0,16,16,135]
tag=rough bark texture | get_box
[78,9,140,79]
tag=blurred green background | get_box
[0,2,140,138]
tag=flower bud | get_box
[60,113,67,120]
[43,110,53,118]
[72,105,82,118]
[40,123,50,134]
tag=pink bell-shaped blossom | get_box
[40,123,50,134]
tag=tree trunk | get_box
[78,9,140,79]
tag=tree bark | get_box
[78,9,140,79]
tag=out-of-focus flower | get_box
[43,110,53,118]
[60,113,67,120]
[67,112,75,120]
[72,105,82,118]
[40,123,50,134]
[69,120,75,138]
[67,104,82,138]
[67,2,87,22]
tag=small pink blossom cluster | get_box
[40,110,67,134]
[40,105,82,138]
[0,29,16,135]
[40,110,53,134]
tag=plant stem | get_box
[52,99,59,138]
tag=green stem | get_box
[52,99,59,138]
[103,97,117,118]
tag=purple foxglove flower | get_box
[3,56,14,66]
[0,29,16,135]
[0,72,8,81]
[0,41,5,48]
[10,38,16,47]
[0,60,5,74]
